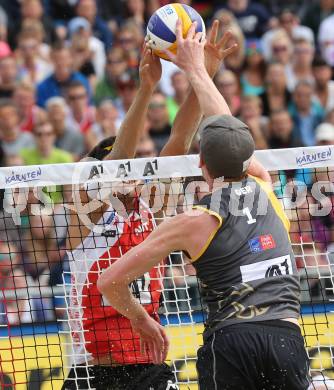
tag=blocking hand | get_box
[139,46,162,91]
[163,19,206,74]
[205,20,238,77]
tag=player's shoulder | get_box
[168,208,222,234]
[248,174,271,189]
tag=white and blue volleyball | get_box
[146,3,206,61]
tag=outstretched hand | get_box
[163,19,206,74]
[139,46,162,91]
[131,314,169,364]
[205,20,238,77]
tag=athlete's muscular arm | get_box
[165,20,271,184]
[107,48,162,160]
[97,210,219,364]
[164,20,231,118]
[160,21,238,157]
[67,50,162,249]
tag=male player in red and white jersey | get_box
[63,23,269,390]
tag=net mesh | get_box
[0,146,333,390]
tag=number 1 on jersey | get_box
[243,207,257,224]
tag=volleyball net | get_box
[0,145,333,390]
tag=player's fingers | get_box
[145,40,153,51]
[141,46,151,62]
[153,332,165,363]
[209,19,219,45]
[162,49,177,63]
[222,43,238,58]
[151,51,160,64]
[195,31,204,43]
[140,63,150,75]
[140,337,146,355]
[217,30,232,49]
[175,18,183,42]
[187,21,197,40]
[148,339,159,363]
[160,328,170,361]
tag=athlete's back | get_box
[193,176,300,338]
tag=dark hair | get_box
[312,55,330,68]
[51,40,69,52]
[269,108,291,119]
[279,8,297,19]
[0,98,18,112]
[67,80,86,89]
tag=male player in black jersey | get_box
[97,20,311,390]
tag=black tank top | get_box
[192,176,300,340]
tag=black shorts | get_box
[197,320,311,390]
[61,363,179,390]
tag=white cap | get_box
[315,122,334,143]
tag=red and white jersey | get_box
[66,200,163,365]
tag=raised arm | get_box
[108,49,162,160]
[160,21,237,157]
[164,20,271,184]
[164,20,231,118]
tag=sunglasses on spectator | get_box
[273,46,288,53]
[119,38,134,44]
[68,94,86,101]
[34,131,55,137]
[295,47,312,54]
[321,41,334,48]
[217,81,235,87]
[20,43,38,50]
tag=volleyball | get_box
[146,3,206,61]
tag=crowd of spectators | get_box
[0,0,333,331]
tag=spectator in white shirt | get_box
[16,34,52,84]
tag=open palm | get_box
[139,47,162,90]
[205,20,239,77]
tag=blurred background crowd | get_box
[0,0,333,339]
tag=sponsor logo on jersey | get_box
[240,254,292,282]
[134,221,151,236]
[248,234,276,253]
[101,229,117,238]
